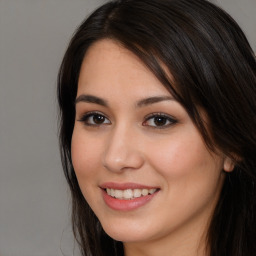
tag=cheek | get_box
[71,127,102,178]
[71,128,105,208]
[145,135,225,230]
[147,133,223,189]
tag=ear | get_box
[223,157,235,172]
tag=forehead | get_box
[77,39,171,98]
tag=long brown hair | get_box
[57,0,256,255]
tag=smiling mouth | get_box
[104,188,159,200]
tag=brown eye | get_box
[93,114,106,124]
[143,113,177,129]
[78,112,111,126]
[153,116,168,126]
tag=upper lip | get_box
[100,182,159,190]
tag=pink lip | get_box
[100,182,158,190]
[100,182,159,211]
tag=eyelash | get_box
[78,111,177,129]
[78,111,111,126]
[142,113,177,129]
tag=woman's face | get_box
[71,39,231,247]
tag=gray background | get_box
[0,1,255,256]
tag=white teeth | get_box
[106,188,157,200]
[149,189,156,194]
[142,189,148,196]
[123,189,133,199]
[115,189,123,198]
[110,188,115,197]
[134,189,142,198]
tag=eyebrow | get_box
[75,94,174,107]
[136,96,174,107]
[75,94,108,106]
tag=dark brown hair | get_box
[57,0,256,255]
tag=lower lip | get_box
[102,190,158,211]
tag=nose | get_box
[102,125,144,173]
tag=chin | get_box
[100,219,156,243]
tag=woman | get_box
[57,0,256,255]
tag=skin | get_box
[71,39,234,256]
